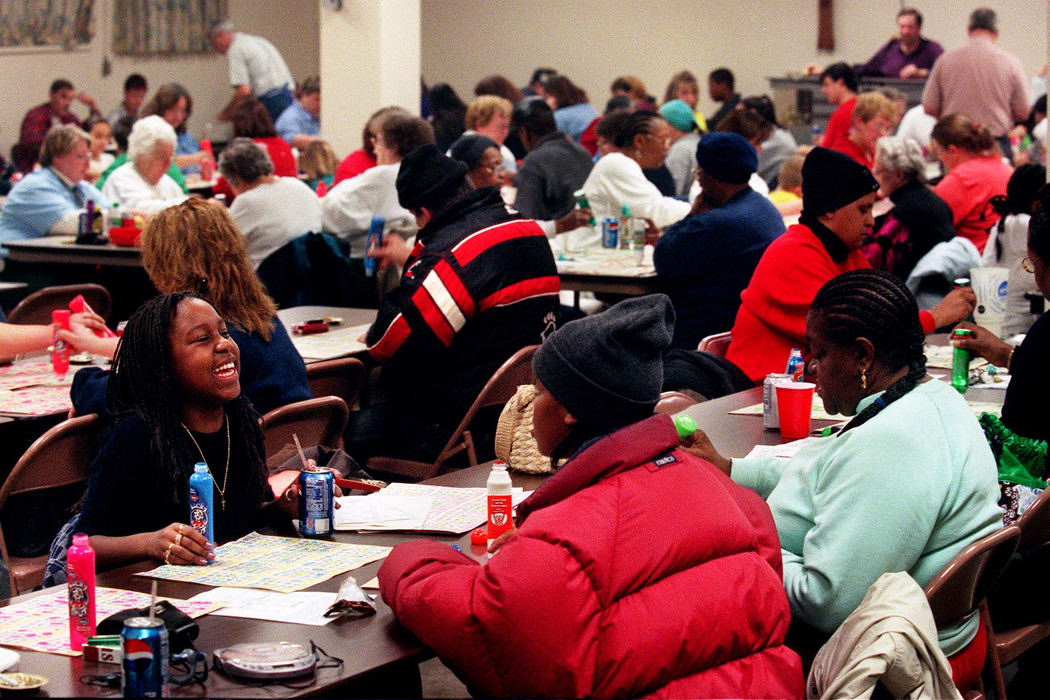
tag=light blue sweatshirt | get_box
[733,378,1002,655]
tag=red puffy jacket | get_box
[379,414,803,698]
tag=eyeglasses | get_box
[1022,255,1038,273]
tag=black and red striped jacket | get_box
[366,187,559,417]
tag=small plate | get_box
[0,672,48,693]
[69,352,94,365]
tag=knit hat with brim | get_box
[801,146,879,217]
[533,295,674,431]
[396,144,468,211]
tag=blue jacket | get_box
[654,188,785,349]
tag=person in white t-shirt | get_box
[218,138,322,268]
[208,19,295,125]
[101,116,187,216]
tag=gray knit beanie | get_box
[533,295,675,431]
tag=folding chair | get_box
[0,414,104,595]
[305,357,366,409]
[259,396,349,471]
[697,331,732,356]
[366,345,539,482]
[7,283,112,325]
[924,525,1021,699]
[983,488,1050,699]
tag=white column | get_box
[319,0,421,158]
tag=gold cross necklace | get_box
[181,411,231,510]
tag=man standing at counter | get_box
[855,7,944,78]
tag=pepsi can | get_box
[122,617,169,697]
[299,467,334,536]
[601,217,619,248]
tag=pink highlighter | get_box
[68,294,117,338]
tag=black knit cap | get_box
[449,133,499,169]
[396,144,468,211]
[533,295,675,431]
[695,132,757,184]
[801,147,879,217]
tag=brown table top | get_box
[3,237,143,268]
[0,464,547,698]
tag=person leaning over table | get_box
[100,115,189,217]
[0,125,107,255]
[348,145,559,466]
[687,269,1002,691]
[379,295,804,698]
[70,199,310,418]
[72,293,297,570]
[725,147,976,383]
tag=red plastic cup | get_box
[776,382,816,439]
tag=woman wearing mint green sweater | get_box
[688,269,1002,691]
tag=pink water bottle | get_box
[52,309,71,377]
[67,533,96,650]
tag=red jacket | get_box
[379,415,803,698]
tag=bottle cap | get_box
[52,309,72,323]
[72,533,89,547]
[621,204,630,216]
[952,328,973,338]
[194,462,209,472]
[673,414,697,439]
[492,460,507,471]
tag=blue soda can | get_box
[601,217,619,248]
[299,467,334,536]
[364,215,385,277]
[188,463,214,545]
[122,617,169,698]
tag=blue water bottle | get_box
[188,462,214,546]
[364,215,385,277]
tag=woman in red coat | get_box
[379,295,804,698]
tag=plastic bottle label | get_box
[487,494,513,540]
[189,485,210,538]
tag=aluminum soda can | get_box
[763,373,791,429]
[298,467,334,536]
[601,217,619,248]
[121,617,169,698]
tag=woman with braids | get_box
[688,269,1002,686]
[580,111,690,248]
[71,199,310,417]
[75,293,296,568]
[379,296,804,697]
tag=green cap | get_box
[673,414,697,439]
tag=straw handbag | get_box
[493,384,555,474]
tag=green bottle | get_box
[951,328,972,394]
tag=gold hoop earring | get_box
[860,368,868,391]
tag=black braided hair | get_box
[810,269,927,434]
[107,293,269,509]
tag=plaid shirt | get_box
[14,103,82,171]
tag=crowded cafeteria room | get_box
[0,0,1047,696]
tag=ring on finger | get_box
[174,532,183,547]
[164,542,175,564]
[177,523,183,534]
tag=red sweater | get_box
[821,96,856,153]
[727,222,937,382]
[213,137,298,203]
[379,415,804,698]
[933,155,1012,254]
[334,150,377,185]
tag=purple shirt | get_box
[855,36,944,78]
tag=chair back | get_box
[924,526,1021,629]
[0,414,104,595]
[366,345,538,481]
[1014,487,1050,551]
[259,396,349,471]
[654,391,699,415]
[697,331,732,356]
[305,357,366,409]
[7,284,112,325]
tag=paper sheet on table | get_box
[924,344,989,370]
[290,322,372,360]
[744,436,825,460]
[188,587,336,626]
[729,395,839,421]
[334,494,435,531]
[335,484,529,534]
